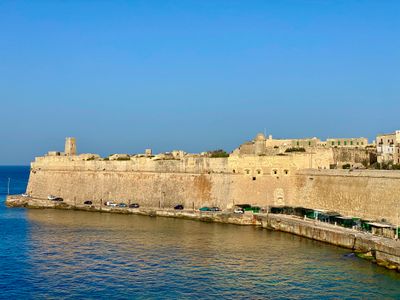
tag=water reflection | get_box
[26,209,400,299]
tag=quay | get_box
[6,194,400,272]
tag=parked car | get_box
[118,203,127,208]
[199,207,211,212]
[105,201,117,207]
[174,204,184,210]
[234,207,244,214]
[83,200,93,205]
[21,193,30,197]
[52,197,63,202]
[47,195,58,200]
[129,203,140,208]
[211,207,221,212]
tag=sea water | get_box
[0,166,399,299]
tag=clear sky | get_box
[1,0,399,164]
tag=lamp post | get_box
[396,209,399,240]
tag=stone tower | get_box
[65,137,77,156]
[254,133,266,155]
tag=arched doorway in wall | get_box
[274,188,285,206]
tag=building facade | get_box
[376,131,400,164]
[326,138,368,148]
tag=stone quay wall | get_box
[6,195,400,271]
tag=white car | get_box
[47,195,57,200]
[234,208,244,214]
[21,193,30,197]
[105,201,117,207]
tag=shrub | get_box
[285,147,306,153]
[209,149,229,158]
[369,161,398,170]
[116,157,131,161]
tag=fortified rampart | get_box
[293,169,400,224]
[25,152,400,224]
[27,154,315,210]
[332,147,377,167]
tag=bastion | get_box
[13,135,398,225]
[6,135,400,271]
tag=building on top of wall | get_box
[291,137,320,148]
[376,130,400,164]
[326,137,368,148]
[233,133,322,156]
[65,137,77,156]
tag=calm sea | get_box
[0,166,399,299]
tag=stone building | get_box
[376,130,400,164]
[65,137,77,156]
[233,133,321,156]
[291,137,320,148]
[326,137,368,148]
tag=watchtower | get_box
[254,133,266,155]
[65,137,77,156]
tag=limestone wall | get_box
[293,169,400,224]
[26,168,298,211]
[332,147,376,166]
[26,153,400,225]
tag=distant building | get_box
[291,137,320,148]
[234,133,370,156]
[234,133,323,156]
[376,130,400,164]
[326,137,368,148]
[145,149,152,157]
[65,137,77,156]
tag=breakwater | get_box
[6,195,400,272]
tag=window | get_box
[338,141,341,145]
[284,170,289,175]
[331,141,334,146]
[351,141,353,145]
[252,177,256,181]
[245,169,250,174]
[308,141,311,146]
[233,169,236,173]
[257,170,261,175]
[297,141,299,146]
[361,142,364,145]
[344,141,347,145]
[272,169,278,175]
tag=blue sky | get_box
[1,0,399,164]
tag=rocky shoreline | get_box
[6,195,400,272]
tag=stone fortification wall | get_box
[26,153,400,224]
[332,147,376,166]
[27,154,312,210]
[293,169,400,224]
[33,149,333,173]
